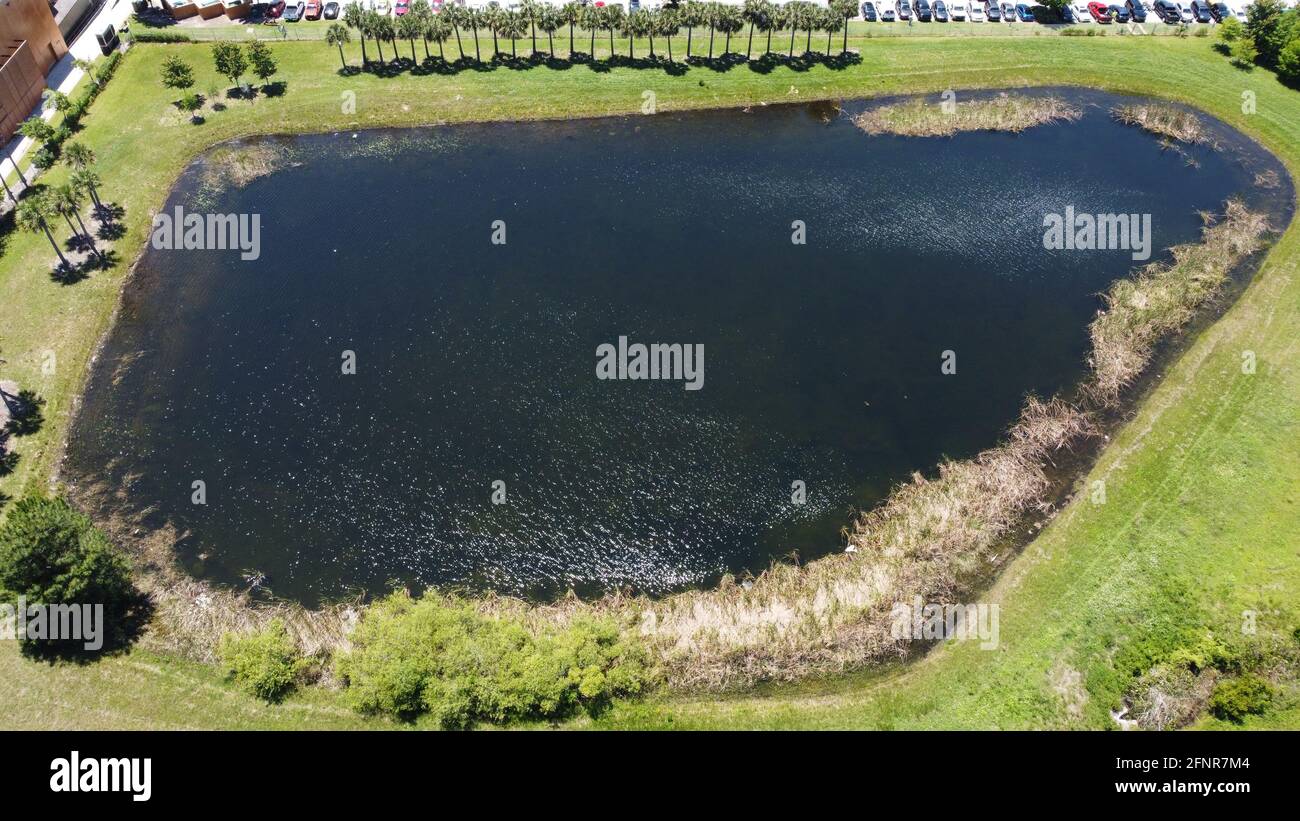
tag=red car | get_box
[1088,0,1112,19]
[262,0,286,21]
[394,0,410,13]
[304,0,323,18]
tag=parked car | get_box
[862,0,879,19]
[394,0,409,13]
[950,0,967,19]
[897,0,913,19]
[914,0,933,19]
[1189,0,1212,19]
[263,0,286,19]
[986,0,1001,19]
[304,0,322,18]
[1001,1,1016,19]
[1072,2,1092,18]
[1108,3,1131,20]
[283,1,305,20]
[371,0,390,14]
[879,3,896,19]
[1124,0,1147,19]
[1153,0,1181,19]
[1209,1,1231,19]
[1015,2,1034,19]
[969,1,985,20]
[934,0,950,19]
[323,1,340,16]
[1060,3,1076,20]
[1088,0,1112,19]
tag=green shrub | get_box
[1208,674,1274,723]
[1279,38,1300,86]
[336,593,655,727]
[132,30,194,44]
[219,619,304,702]
[0,496,138,654]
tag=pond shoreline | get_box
[52,84,1297,691]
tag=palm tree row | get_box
[12,141,110,272]
[330,0,860,69]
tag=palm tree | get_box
[484,7,502,59]
[560,2,580,58]
[743,0,763,58]
[706,1,719,60]
[520,0,540,56]
[464,7,484,63]
[757,0,777,56]
[603,5,625,60]
[62,141,95,172]
[397,11,423,62]
[831,0,856,54]
[717,4,743,55]
[643,9,657,58]
[681,0,705,60]
[381,15,401,65]
[16,193,70,270]
[658,7,681,62]
[441,3,466,61]
[363,9,385,63]
[326,22,353,70]
[70,169,103,219]
[619,9,638,59]
[52,184,101,263]
[411,0,433,60]
[821,6,842,54]
[581,3,599,56]
[538,5,562,58]
[427,10,452,60]
[786,1,800,57]
[803,1,819,55]
[343,2,369,66]
[503,10,529,59]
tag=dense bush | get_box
[219,619,304,702]
[1279,38,1300,86]
[130,30,194,44]
[1208,674,1274,723]
[0,496,138,654]
[336,593,655,727]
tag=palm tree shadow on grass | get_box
[48,249,116,285]
[2,388,45,437]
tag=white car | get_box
[951,0,967,18]
[371,0,390,13]
[1176,1,1194,20]
[1073,1,1092,17]
[970,1,985,19]
[880,2,896,18]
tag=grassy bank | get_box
[1,34,1298,727]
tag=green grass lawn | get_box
[1,33,1297,728]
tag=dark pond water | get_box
[64,88,1289,604]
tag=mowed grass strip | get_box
[1,35,1297,728]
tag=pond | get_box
[64,88,1289,605]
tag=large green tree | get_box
[211,41,248,92]
[0,496,138,656]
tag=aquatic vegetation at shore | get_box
[1087,198,1269,403]
[853,93,1082,137]
[1112,103,1211,146]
